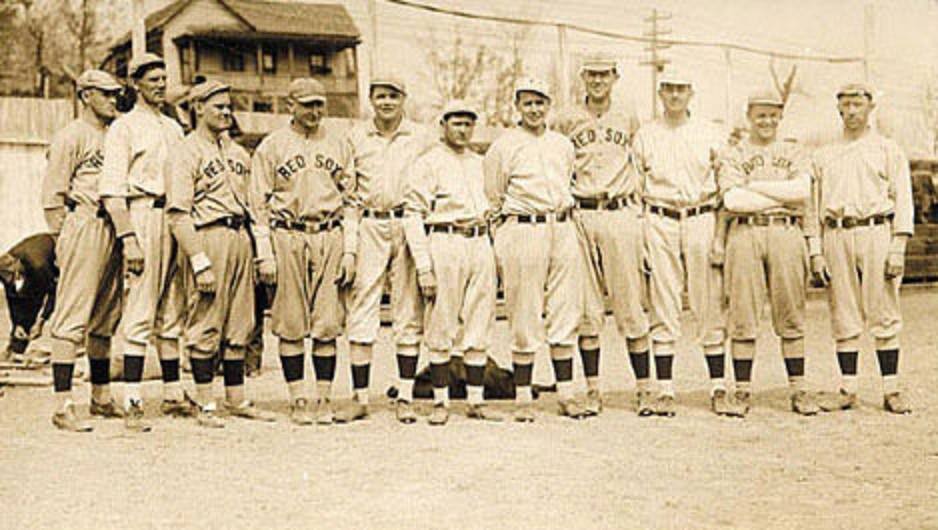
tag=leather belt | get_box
[575,196,633,211]
[362,207,405,219]
[427,224,489,237]
[65,199,108,219]
[197,215,248,231]
[271,218,341,234]
[648,203,714,220]
[508,211,571,224]
[824,213,893,229]
[735,215,800,227]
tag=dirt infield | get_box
[1,289,937,530]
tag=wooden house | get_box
[101,0,362,118]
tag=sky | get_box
[144,0,938,155]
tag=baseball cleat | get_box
[289,398,314,426]
[124,400,152,432]
[653,393,677,417]
[558,398,588,419]
[790,390,820,416]
[584,389,603,416]
[818,389,857,412]
[428,403,449,426]
[635,390,655,417]
[196,403,225,428]
[160,398,195,418]
[52,404,93,432]
[710,388,736,416]
[334,400,369,424]
[395,399,417,424]
[513,403,535,423]
[89,398,124,419]
[883,392,912,415]
[466,403,503,422]
[315,398,335,425]
[225,400,276,422]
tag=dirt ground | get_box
[1,289,937,530]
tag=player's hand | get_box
[810,255,831,287]
[709,245,725,268]
[122,235,145,275]
[335,253,357,288]
[195,267,216,294]
[257,258,277,286]
[885,252,905,279]
[417,269,437,302]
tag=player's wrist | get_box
[190,252,212,274]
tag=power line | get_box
[381,0,865,63]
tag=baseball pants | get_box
[424,232,496,353]
[724,222,806,340]
[181,224,255,357]
[47,206,122,360]
[269,225,345,342]
[575,206,649,340]
[121,196,185,356]
[823,223,902,342]
[645,211,725,350]
[493,218,581,353]
[346,218,423,346]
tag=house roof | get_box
[111,0,359,51]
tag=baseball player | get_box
[341,75,434,424]
[0,233,56,364]
[250,78,355,426]
[402,100,503,425]
[631,73,729,417]
[715,91,819,417]
[484,78,586,422]
[807,83,913,415]
[99,53,187,431]
[551,53,651,417]
[39,70,123,431]
[166,80,274,428]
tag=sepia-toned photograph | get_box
[1,0,936,528]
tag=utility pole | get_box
[863,3,874,83]
[557,24,570,109]
[132,0,145,60]
[641,9,671,119]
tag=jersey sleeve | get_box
[41,127,76,234]
[482,138,509,215]
[402,154,436,274]
[249,137,276,262]
[886,140,914,236]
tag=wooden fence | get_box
[0,97,72,252]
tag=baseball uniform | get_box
[632,116,727,396]
[719,138,810,343]
[43,118,122,364]
[99,104,185,356]
[807,116,913,411]
[251,119,355,414]
[484,123,583,415]
[344,118,432,349]
[167,131,255,357]
[551,99,650,404]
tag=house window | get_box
[309,53,330,75]
[253,95,273,113]
[223,49,245,72]
[261,46,276,74]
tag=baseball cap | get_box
[747,90,784,108]
[76,69,121,92]
[580,52,617,73]
[836,82,874,100]
[288,78,327,103]
[441,99,478,121]
[370,74,407,96]
[128,52,165,78]
[657,70,693,88]
[188,80,230,103]
[514,77,551,101]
